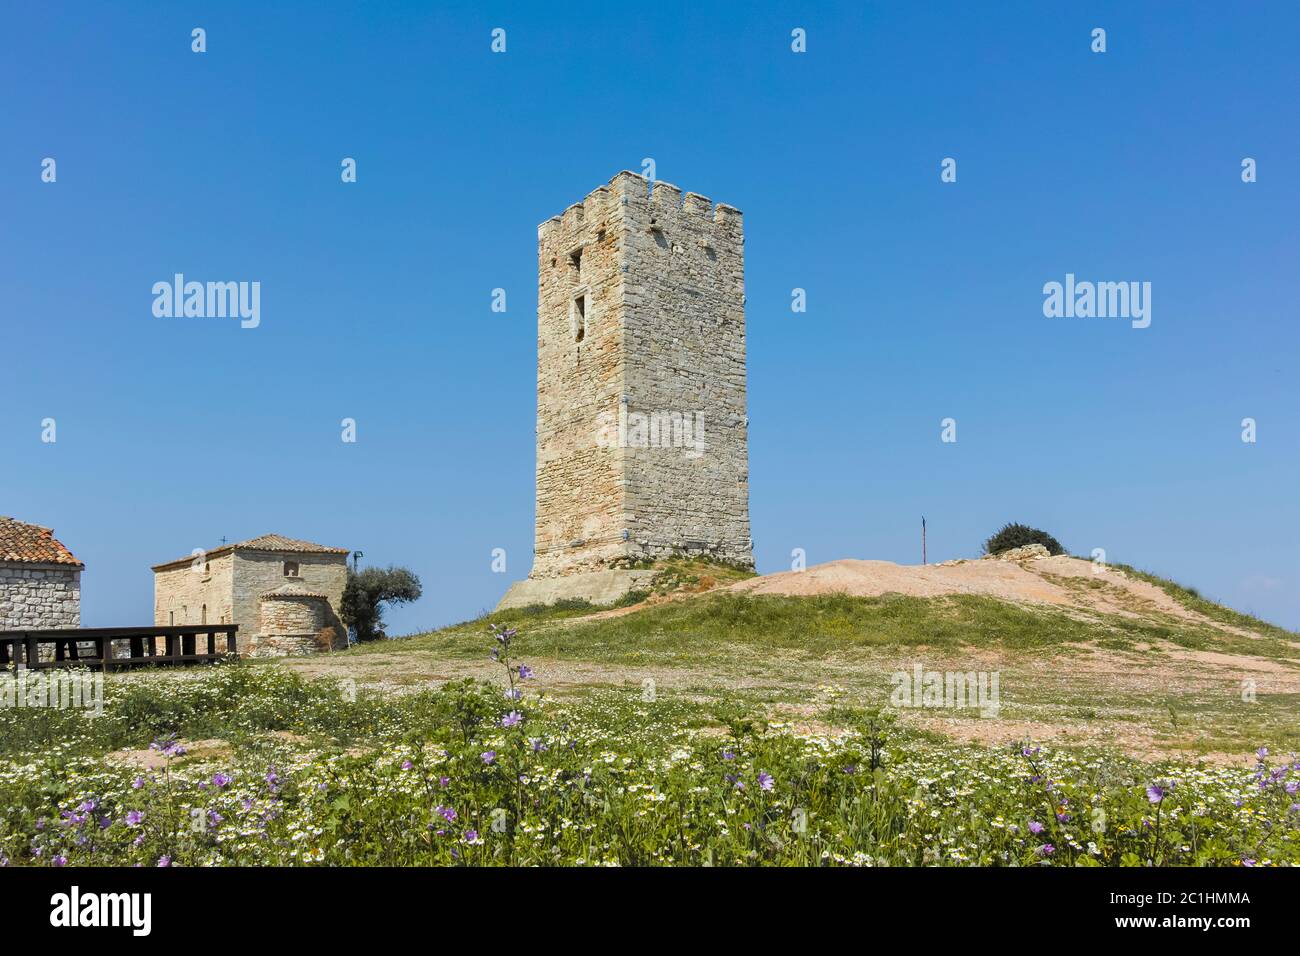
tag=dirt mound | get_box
[726,553,1234,631]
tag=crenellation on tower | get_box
[682,192,712,217]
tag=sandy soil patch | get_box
[725,554,1265,637]
[106,738,231,770]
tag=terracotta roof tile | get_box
[0,517,84,567]
[261,582,330,600]
[225,534,350,555]
[152,534,349,571]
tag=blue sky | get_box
[3,1,1297,633]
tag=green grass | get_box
[392,590,1238,668]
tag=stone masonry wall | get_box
[529,171,752,579]
[0,563,81,629]
[619,175,751,566]
[153,552,235,627]
[232,552,347,654]
[533,177,628,576]
[251,594,331,657]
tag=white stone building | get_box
[0,517,83,629]
[152,534,349,656]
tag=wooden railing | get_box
[0,626,238,671]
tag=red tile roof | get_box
[151,534,349,571]
[0,517,84,567]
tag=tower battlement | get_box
[538,171,744,247]
[522,171,753,591]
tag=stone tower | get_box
[499,171,752,609]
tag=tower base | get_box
[495,569,657,612]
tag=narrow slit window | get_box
[573,295,586,342]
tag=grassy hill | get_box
[292,558,1299,761]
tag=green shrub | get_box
[983,522,1064,556]
[612,588,650,608]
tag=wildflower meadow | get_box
[1,626,1296,868]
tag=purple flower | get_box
[1256,747,1269,761]
[212,773,231,788]
[436,805,457,823]
[464,829,480,844]
[157,855,172,867]
[401,760,414,770]
[518,665,533,680]
[438,775,450,788]
[149,736,186,758]
[481,751,496,765]
[1028,820,1045,834]
[1146,784,1167,804]
[721,750,736,761]
[52,855,67,867]
[1242,858,1257,867]
[1038,844,1055,856]
[502,711,522,728]
[757,772,774,791]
